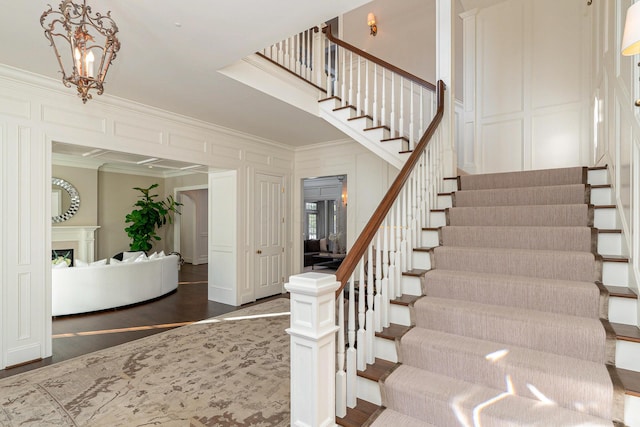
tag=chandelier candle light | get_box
[41,0,120,103]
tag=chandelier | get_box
[40,0,120,103]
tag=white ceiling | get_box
[1,0,373,148]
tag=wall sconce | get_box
[622,2,640,106]
[341,190,348,206]
[367,13,377,36]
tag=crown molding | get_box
[0,64,296,153]
[52,153,105,170]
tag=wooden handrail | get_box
[322,25,436,92]
[335,80,446,296]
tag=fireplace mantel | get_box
[52,226,100,263]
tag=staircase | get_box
[342,166,640,426]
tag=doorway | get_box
[302,175,347,271]
[254,173,285,299]
[174,186,209,265]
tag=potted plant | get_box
[124,184,182,252]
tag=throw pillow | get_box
[110,257,122,265]
[134,253,148,262]
[75,259,88,267]
[319,238,328,253]
[123,251,144,261]
[148,251,158,260]
[90,259,107,266]
[52,261,68,269]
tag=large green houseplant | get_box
[124,184,182,252]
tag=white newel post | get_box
[286,272,340,427]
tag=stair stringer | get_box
[220,54,411,169]
[318,102,406,170]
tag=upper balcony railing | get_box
[259,25,438,151]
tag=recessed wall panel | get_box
[17,127,31,266]
[113,121,163,145]
[532,110,582,169]
[479,1,524,118]
[0,95,30,119]
[531,0,583,109]
[481,119,523,173]
[168,132,206,153]
[42,105,106,133]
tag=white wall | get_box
[0,65,294,368]
[461,0,592,173]
[593,0,640,314]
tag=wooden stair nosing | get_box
[402,268,429,277]
[380,136,409,143]
[336,398,381,427]
[601,255,629,263]
[590,184,612,189]
[610,322,640,343]
[594,205,616,209]
[348,114,373,122]
[412,246,435,253]
[390,294,421,307]
[589,165,608,171]
[375,323,412,341]
[364,125,390,132]
[358,358,397,382]
[598,229,622,234]
[318,95,341,103]
[422,227,441,231]
[334,105,357,112]
[605,285,638,299]
[617,367,640,397]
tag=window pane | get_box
[308,213,317,239]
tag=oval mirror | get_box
[52,178,80,223]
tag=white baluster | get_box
[401,186,408,273]
[366,244,375,365]
[356,56,362,114]
[419,87,424,138]
[326,40,333,97]
[278,40,283,64]
[348,51,354,106]
[410,81,415,150]
[364,61,370,117]
[382,218,390,328]
[399,78,405,148]
[336,287,346,418]
[333,39,339,98]
[341,47,346,106]
[381,68,386,128]
[347,273,357,407]
[374,232,382,333]
[406,181,413,271]
[373,64,378,125]
[390,73,396,137]
[357,260,366,371]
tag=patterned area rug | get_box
[0,298,291,426]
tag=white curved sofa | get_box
[52,254,179,316]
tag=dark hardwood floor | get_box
[0,263,277,379]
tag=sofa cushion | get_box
[305,239,320,253]
[319,238,328,252]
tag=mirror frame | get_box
[52,177,80,223]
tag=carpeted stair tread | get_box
[458,166,587,190]
[423,269,604,318]
[399,328,615,419]
[432,246,600,282]
[381,365,613,426]
[453,184,589,207]
[368,408,436,427]
[440,225,596,252]
[413,297,608,363]
[447,204,593,227]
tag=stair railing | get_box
[263,25,449,424]
[259,25,438,150]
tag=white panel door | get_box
[255,173,284,299]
